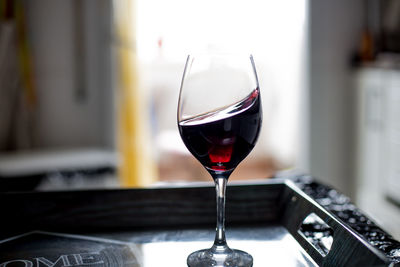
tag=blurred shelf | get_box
[0,149,118,192]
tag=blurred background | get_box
[0,0,399,238]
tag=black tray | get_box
[0,179,397,266]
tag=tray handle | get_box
[284,183,390,266]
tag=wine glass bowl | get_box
[177,54,262,267]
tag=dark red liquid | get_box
[178,89,262,175]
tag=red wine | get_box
[178,88,262,175]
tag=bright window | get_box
[135,0,307,181]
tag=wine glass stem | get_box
[213,176,228,250]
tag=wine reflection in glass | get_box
[177,54,262,267]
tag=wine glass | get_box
[177,54,262,267]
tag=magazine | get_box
[0,231,141,266]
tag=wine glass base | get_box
[187,247,253,267]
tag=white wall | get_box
[306,0,364,197]
[24,0,114,150]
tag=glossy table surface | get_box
[91,225,317,267]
